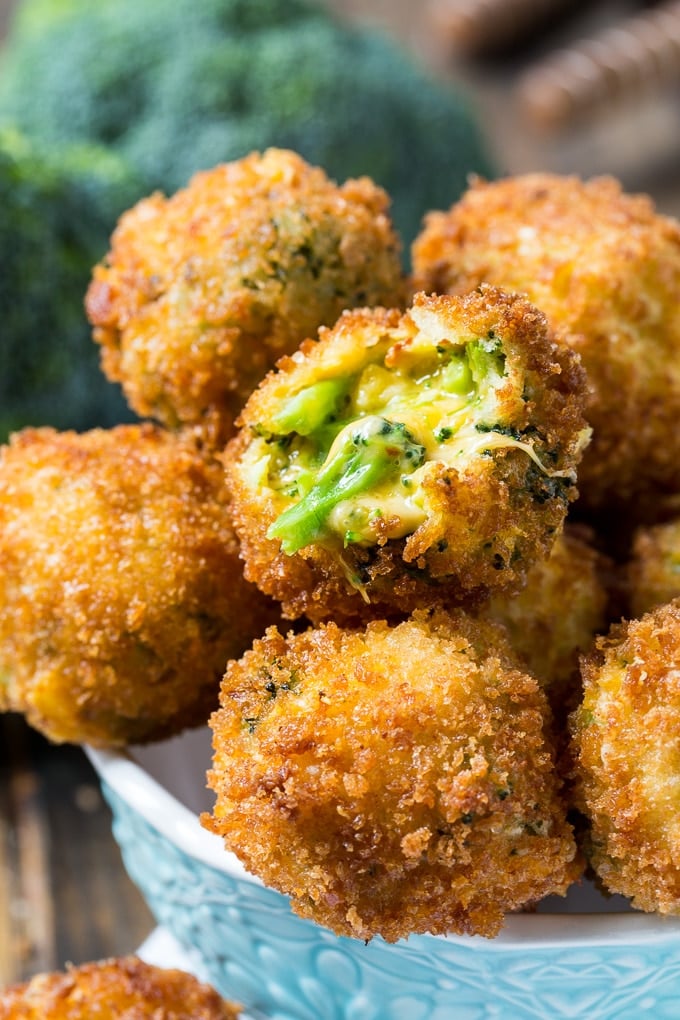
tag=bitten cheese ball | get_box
[205,608,580,942]
[412,173,680,514]
[86,148,405,447]
[570,600,680,912]
[224,286,589,622]
[0,956,240,1019]
[0,424,279,747]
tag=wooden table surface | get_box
[0,715,153,988]
[1,0,680,994]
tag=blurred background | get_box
[330,0,680,216]
[0,0,678,992]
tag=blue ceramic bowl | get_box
[87,729,680,1020]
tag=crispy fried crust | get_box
[0,424,279,747]
[224,287,589,622]
[0,956,240,1019]
[205,608,580,942]
[479,524,612,699]
[412,173,680,513]
[627,517,680,619]
[86,149,405,447]
[569,600,680,912]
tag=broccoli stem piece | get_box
[267,416,425,554]
[440,354,473,394]
[269,378,350,436]
[466,337,505,384]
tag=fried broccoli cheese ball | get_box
[224,286,589,622]
[205,603,579,938]
[627,517,680,619]
[0,424,279,747]
[205,608,580,942]
[570,599,680,913]
[412,173,680,514]
[86,148,405,447]
[0,956,240,1019]
[479,524,612,700]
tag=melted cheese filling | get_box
[248,327,569,550]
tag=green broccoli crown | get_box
[0,0,494,245]
[0,126,140,439]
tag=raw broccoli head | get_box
[0,0,494,245]
[0,127,140,439]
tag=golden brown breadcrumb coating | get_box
[0,956,240,1019]
[205,608,580,942]
[627,517,680,619]
[411,173,680,514]
[0,424,279,747]
[86,148,405,447]
[569,599,680,913]
[478,524,612,698]
[224,286,589,622]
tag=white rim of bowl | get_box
[85,744,680,950]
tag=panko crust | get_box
[479,523,612,700]
[627,517,680,619]
[86,148,405,447]
[569,600,680,912]
[205,608,580,942]
[224,287,589,622]
[0,956,240,1019]
[412,173,680,513]
[0,424,279,747]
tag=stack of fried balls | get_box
[3,149,680,944]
